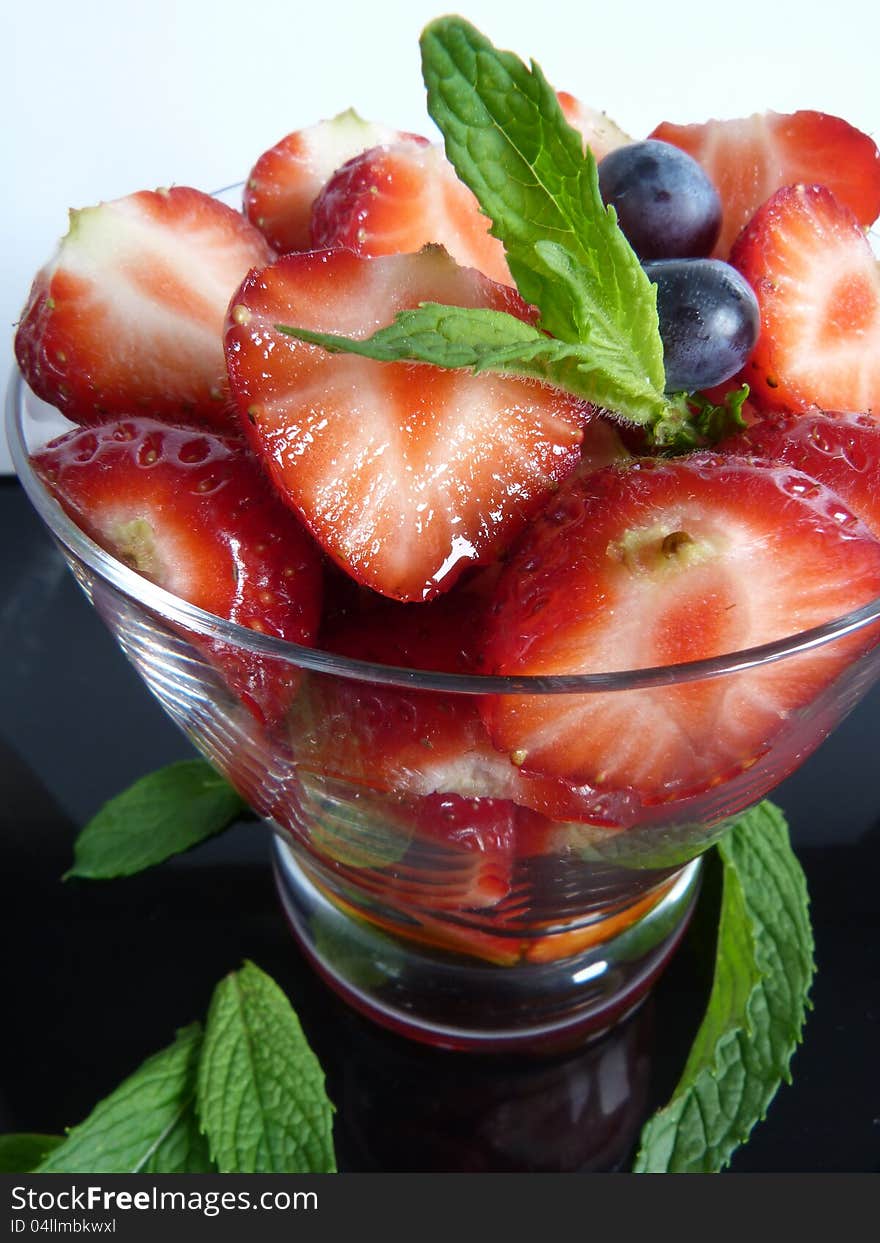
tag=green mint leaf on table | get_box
[37,1024,213,1173]
[197,960,336,1173]
[66,759,247,880]
[634,801,815,1173]
[0,1134,63,1173]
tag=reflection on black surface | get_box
[330,1004,653,1172]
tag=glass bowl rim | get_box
[11,369,880,696]
[13,201,880,701]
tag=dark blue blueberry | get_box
[598,140,722,260]
[643,259,760,392]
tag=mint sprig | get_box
[5,964,335,1174]
[37,1024,213,1173]
[277,301,667,423]
[634,802,815,1172]
[275,17,741,447]
[419,19,662,366]
[65,760,247,880]
[197,961,336,1173]
[5,788,814,1173]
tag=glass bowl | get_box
[10,208,880,1052]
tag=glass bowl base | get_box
[271,837,702,1054]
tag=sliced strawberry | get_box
[480,454,880,801]
[723,410,880,535]
[290,591,525,800]
[244,110,418,254]
[650,110,880,258]
[15,188,273,431]
[557,92,631,161]
[224,246,593,601]
[310,138,511,285]
[289,581,637,828]
[398,794,517,910]
[730,185,880,415]
[31,418,323,723]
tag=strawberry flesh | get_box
[15,188,273,431]
[31,418,323,724]
[723,410,880,536]
[557,92,631,160]
[310,138,511,285]
[290,591,527,801]
[244,110,418,253]
[291,578,639,826]
[397,794,517,910]
[651,110,880,258]
[730,184,880,416]
[224,246,594,601]
[480,454,880,800]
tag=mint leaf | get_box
[37,1024,213,1173]
[277,302,659,418]
[569,818,730,871]
[301,771,414,868]
[197,961,336,1173]
[274,19,735,446]
[419,18,671,426]
[278,302,544,366]
[66,760,247,879]
[0,1134,63,1173]
[634,802,815,1173]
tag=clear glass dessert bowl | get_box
[11,366,880,1053]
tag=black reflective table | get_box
[1,477,878,1172]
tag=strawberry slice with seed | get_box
[310,138,511,285]
[244,109,418,253]
[723,410,880,536]
[480,454,880,801]
[224,246,594,602]
[395,794,517,911]
[15,188,272,431]
[31,418,323,724]
[290,578,637,827]
[730,184,880,416]
[651,110,880,258]
[290,591,528,801]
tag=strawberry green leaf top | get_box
[197,961,336,1173]
[634,802,815,1173]
[37,1024,213,1173]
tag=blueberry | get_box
[598,140,722,260]
[643,259,760,392]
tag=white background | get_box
[3,0,878,471]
